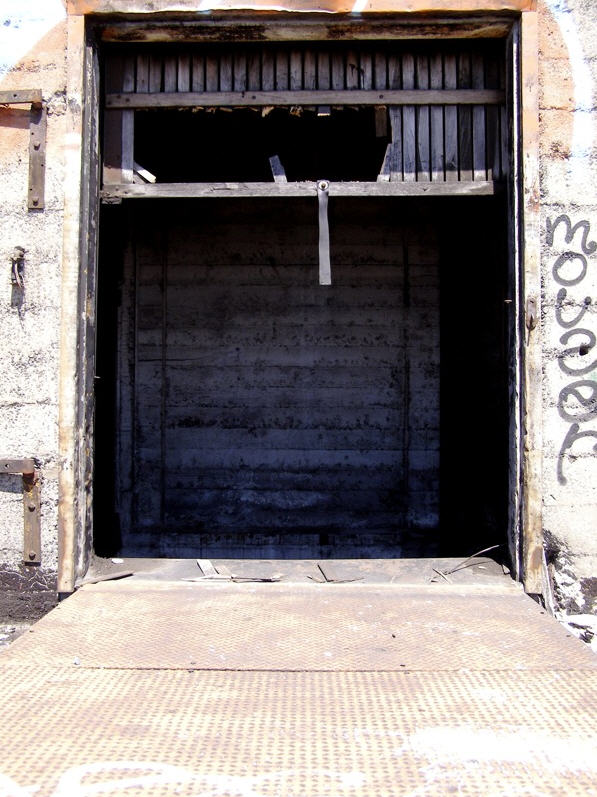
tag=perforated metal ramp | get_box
[1,573,596,796]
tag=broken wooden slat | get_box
[472,52,487,181]
[197,559,218,577]
[346,49,360,90]
[401,54,416,182]
[360,50,373,91]
[269,155,287,183]
[378,108,402,182]
[444,54,459,183]
[416,54,431,182]
[429,53,445,182]
[101,180,498,200]
[106,89,505,109]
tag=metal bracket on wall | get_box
[0,459,41,565]
[0,90,46,210]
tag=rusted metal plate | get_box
[3,582,595,672]
[0,666,594,796]
[28,104,46,210]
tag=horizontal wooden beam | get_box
[106,89,504,110]
[101,181,498,200]
[0,90,42,107]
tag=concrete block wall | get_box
[0,1,68,617]
[538,0,597,618]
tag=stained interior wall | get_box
[95,195,508,560]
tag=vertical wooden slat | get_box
[402,53,416,182]
[205,51,219,92]
[485,53,500,180]
[374,51,387,90]
[275,48,289,91]
[136,54,149,93]
[317,50,331,89]
[289,49,302,90]
[331,50,345,90]
[303,49,317,90]
[233,50,247,91]
[458,52,473,181]
[163,56,177,93]
[444,53,458,182]
[429,53,445,182]
[387,53,400,89]
[262,49,274,94]
[247,48,261,91]
[104,55,135,184]
[360,49,373,91]
[346,49,360,90]
[178,54,190,93]
[416,54,430,182]
[378,108,402,182]
[191,54,205,92]
[149,55,162,93]
[472,51,487,181]
[219,51,233,92]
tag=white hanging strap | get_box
[317,179,331,286]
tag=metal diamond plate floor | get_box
[0,576,596,796]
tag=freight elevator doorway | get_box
[94,194,509,560]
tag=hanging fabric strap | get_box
[317,179,331,286]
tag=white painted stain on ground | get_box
[0,0,66,77]
[545,0,594,180]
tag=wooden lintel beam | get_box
[106,89,505,110]
[101,180,498,201]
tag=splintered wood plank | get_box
[149,55,162,92]
[331,51,345,90]
[444,54,458,183]
[429,53,445,182]
[275,49,289,91]
[290,50,302,90]
[219,52,233,92]
[247,49,261,91]
[402,54,416,182]
[205,53,219,92]
[104,55,134,184]
[472,52,487,181]
[164,56,177,92]
[379,108,402,182]
[416,54,430,182]
[192,54,205,92]
[178,54,190,93]
[458,52,473,181]
[346,49,360,90]
[234,50,247,91]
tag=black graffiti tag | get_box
[549,215,597,484]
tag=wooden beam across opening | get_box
[106,89,505,110]
[101,181,498,201]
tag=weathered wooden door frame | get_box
[58,9,542,594]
